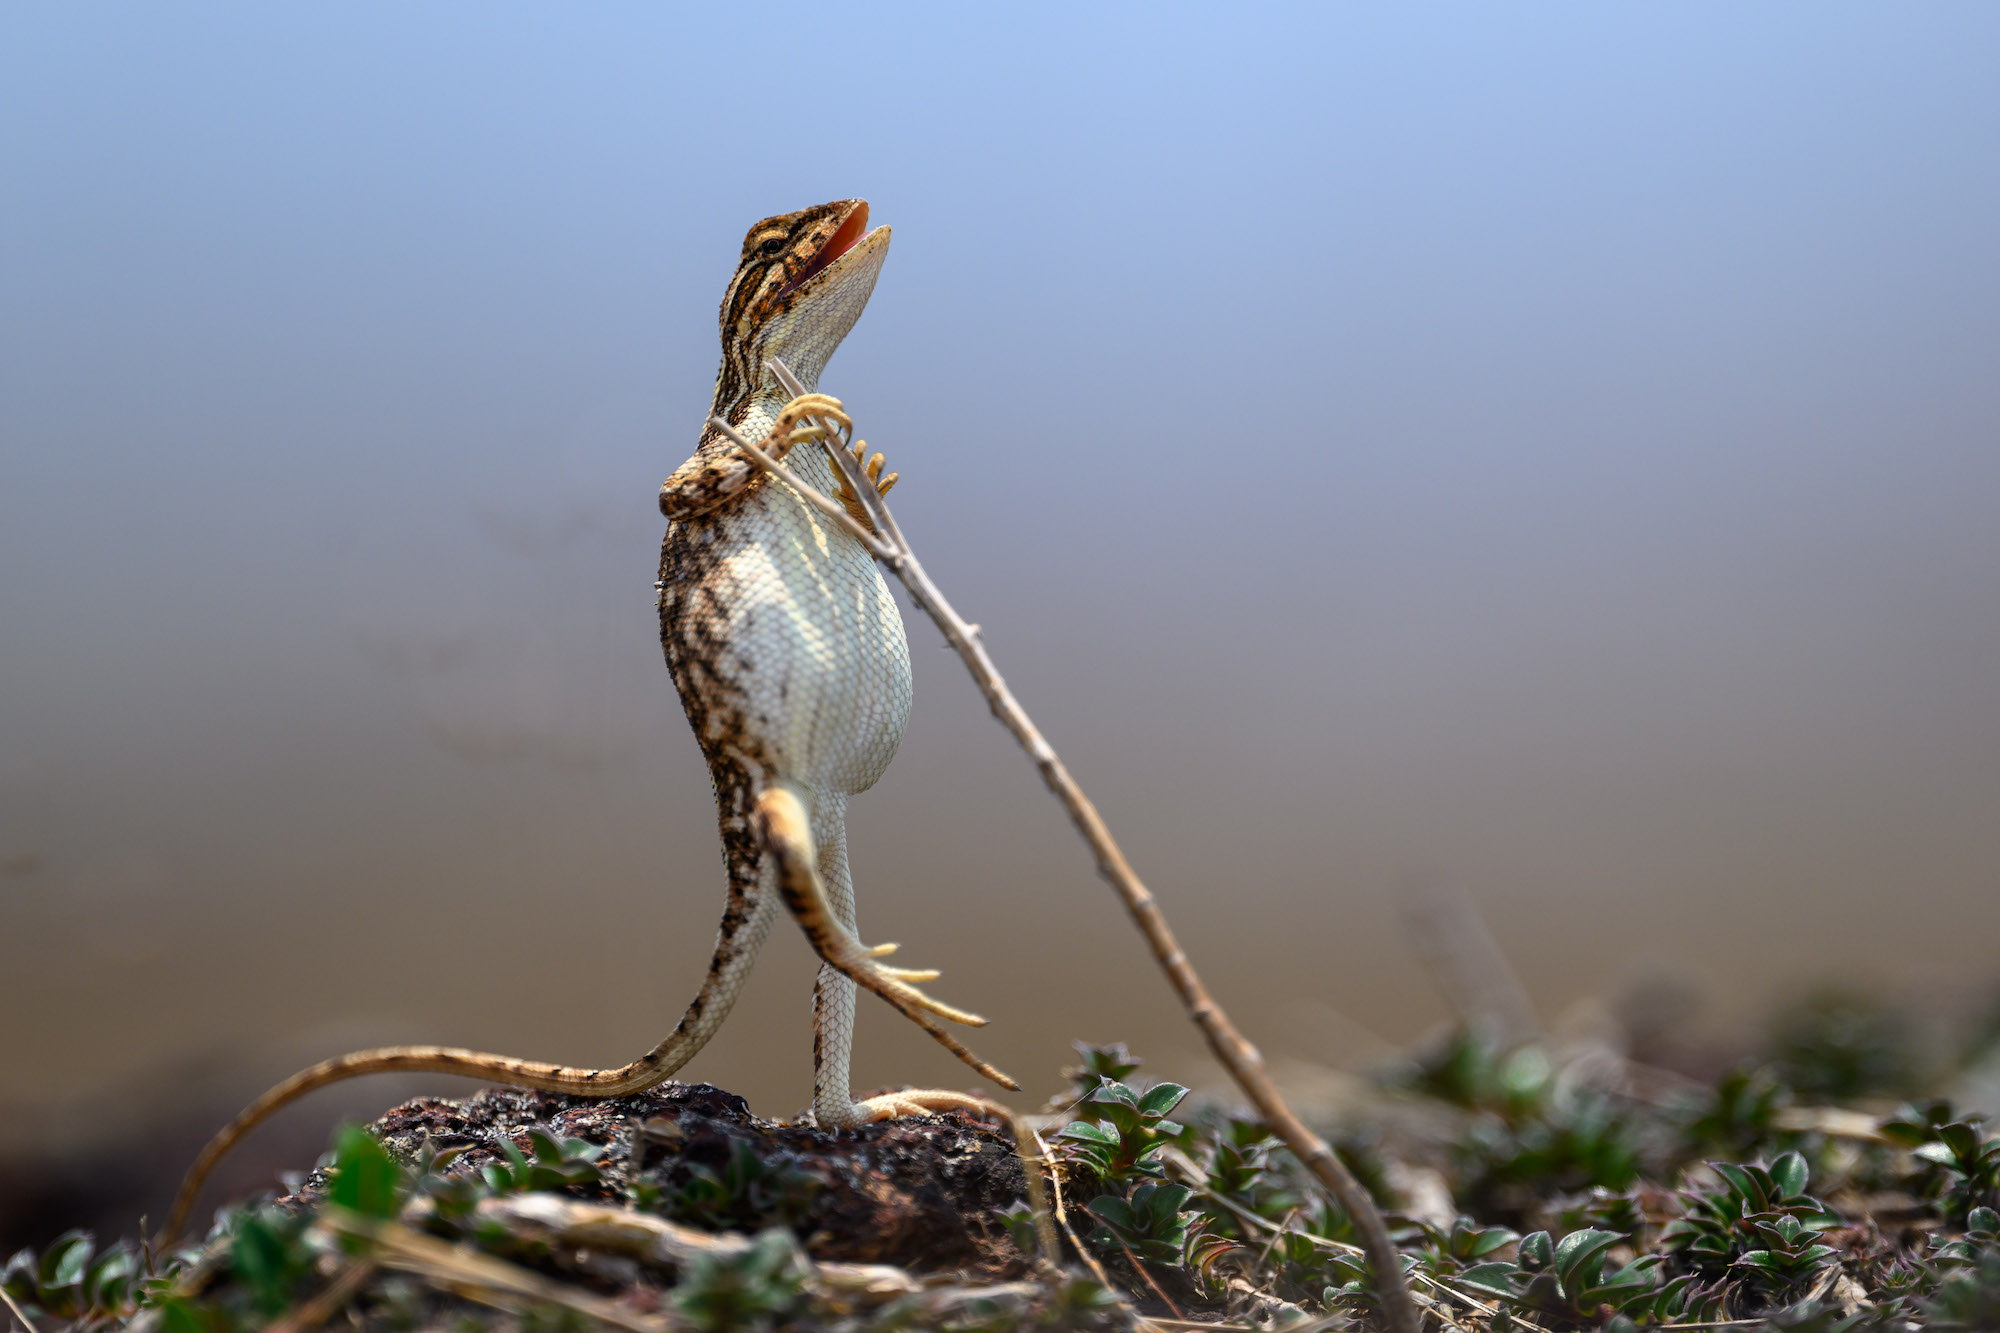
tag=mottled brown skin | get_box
[159,201,998,1250]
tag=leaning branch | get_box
[717,358,1421,1333]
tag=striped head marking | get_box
[713,199,890,419]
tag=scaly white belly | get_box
[670,433,911,797]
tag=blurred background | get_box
[4,4,1997,1247]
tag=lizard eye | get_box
[758,237,785,256]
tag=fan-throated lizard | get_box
[162,198,1014,1245]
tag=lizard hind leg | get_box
[750,785,1020,1125]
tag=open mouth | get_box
[777,202,872,298]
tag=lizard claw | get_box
[839,941,985,1026]
[756,392,852,461]
[846,1089,1009,1124]
[836,439,899,527]
[755,785,1018,1091]
[865,941,941,982]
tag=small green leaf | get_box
[328,1124,404,1219]
[1084,1196,1135,1230]
[1939,1122,1983,1162]
[45,1232,92,1291]
[1554,1228,1620,1290]
[1968,1206,2000,1234]
[1458,1262,1519,1295]
[1735,1250,1779,1271]
[1137,1083,1190,1118]
[1091,1083,1140,1110]
[1467,1226,1519,1258]
[1518,1230,1553,1268]
[1709,1162,1757,1203]
[156,1296,208,1333]
[1058,1121,1118,1146]
[231,1216,294,1317]
[1770,1150,1809,1199]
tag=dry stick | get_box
[1191,1180,1546,1333]
[1010,1112,1064,1268]
[732,357,1422,1333]
[265,1257,377,1333]
[0,1283,39,1333]
[1034,1127,1155,1333]
[319,1209,680,1333]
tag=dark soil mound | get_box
[359,1082,1031,1277]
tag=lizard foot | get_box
[834,439,898,528]
[846,1088,1009,1124]
[757,392,852,462]
[754,786,1020,1092]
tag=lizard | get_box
[159,197,1014,1247]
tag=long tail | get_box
[160,841,781,1249]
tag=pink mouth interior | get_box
[778,203,870,297]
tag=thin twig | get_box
[1110,1233,1185,1320]
[1011,1113,1064,1267]
[711,416,894,559]
[1251,1205,1299,1279]
[1035,1126,1149,1330]
[318,1208,681,1333]
[1224,1276,1334,1331]
[266,1257,377,1333]
[1199,1185,1551,1333]
[748,356,1424,1333]
[0,1283,39,1333]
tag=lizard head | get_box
[715,198,890,410]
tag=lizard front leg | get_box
[659,393,852,520]
[751,785,1019,1126]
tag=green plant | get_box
[227,1210,318,1320]
[1767,989,1919,1102]
[1932,1204,2000,1269]
[1402,1215,1519,1299]
[326,1123,409,1218]
[1055,1080,1189,1186]
[1457,1090,1646,1215]
[1084,1181,1195,1269]
[1192,1117,1307,1238]
[2,1231,146,1327]
[1038,1274,1123,1326]
[1733,1211,1842,1293]
[1913,1122,2000,1224]
[1063,1041,1143,1100]
[1924,1249,2000,1329]
[475,1128,604,1198]
[1394,1028,1646,1215]
[993,1199,1041,1256]
[1660,1152,1841,1299]
[1319,1245,1420,1320]
[1203,1117,1276,1202]
[1392,1027,1546,1119]
[1510,1227,1658,1321]
[1681,1066,1800,1162]
[666,1228,807,1333]
[666,1138,820,1231]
